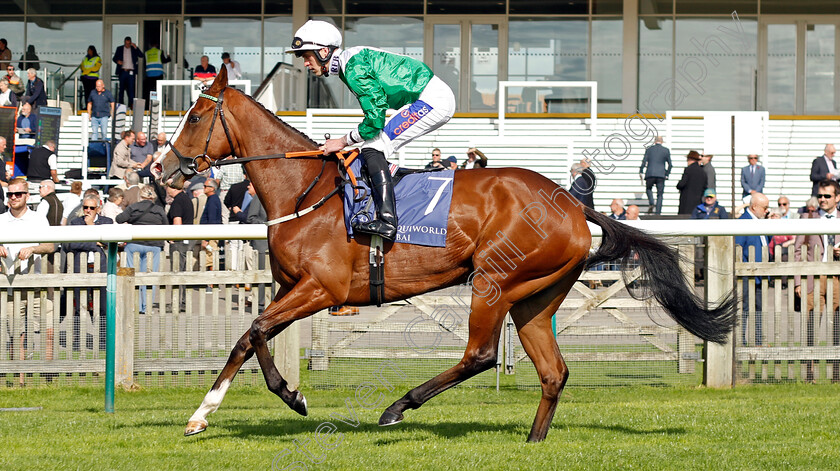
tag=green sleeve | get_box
[343,56,388,141]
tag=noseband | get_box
[168,88,237,177]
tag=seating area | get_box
[51,113,839,215]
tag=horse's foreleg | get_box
[185,330,254,436]
[379,300,511,426]
[250,276,336,417]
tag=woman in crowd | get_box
[0,78,18,107]
[80,45,102,105]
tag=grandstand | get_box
[52,113,837,214]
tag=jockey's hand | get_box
[320,137,347,155]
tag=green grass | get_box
[2,384,840,470]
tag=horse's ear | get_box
[208,63,228,93]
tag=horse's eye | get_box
[188,115,200,124]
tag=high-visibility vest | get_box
[145,48,164,77]
[81,55,100,78]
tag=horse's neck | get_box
[236,117,339,218]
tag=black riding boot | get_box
[353,148,398,241]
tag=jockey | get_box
[286,20,456,241]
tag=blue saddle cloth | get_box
[342,158,454,247]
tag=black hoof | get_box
[378,409,404,426]
[291,391,308,416]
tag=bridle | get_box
[167,88,238,178]
[165,86,362,226]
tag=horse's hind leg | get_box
[509,272,580,442]
[379,297,512,426]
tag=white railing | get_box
[497,81,598,137]
[0,219,837,245]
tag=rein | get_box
[166,87,361,226]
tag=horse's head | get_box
[152,65,237,189]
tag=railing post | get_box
[704,235,735,388]
[273,322,300,390]
[678,240,695,374]
[115,266,136,389]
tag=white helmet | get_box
[285,20,342,55]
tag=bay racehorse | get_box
[153,67,736,442]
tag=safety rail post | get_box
[105,242,117,412]
[274,322,300,391]
[115,266,136,389]
[704,235,735,387]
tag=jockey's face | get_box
[300,49,328,76]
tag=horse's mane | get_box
[232,87,320,148]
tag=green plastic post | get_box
[105,242,117,413]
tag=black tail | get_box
[583,206,736,344]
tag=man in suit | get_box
[676,150,706,215]
[639,136,672,215]
[809,144,838,197]
[569,159,595,209]
[112,36,143,107]
[794,180,840,380]
[740,154,766,198]
[735,192,769,346]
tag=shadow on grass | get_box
[565,422,687,435]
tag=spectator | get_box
[116,186,168,314]
[767,209,795,262]
[608,198,626,220]
[625,204,641,221]
[166,184,194,309]
[23,68,46,113]
[200,179,222,269]
[734,192,769,346]
[0,136,8,213]
[445,156,458,170]
[26,139,58,183]
[217,164,245,225]
[226,176,252,271]
[112,36,142,107]
[101,187,124,220]
[244,181,268,306]
[18,45,39,71]
[221,52,242,80]
[425,148,444,169]
[809,144,838,197]
[692,189,728,219]
[87,79,114,141]
[16,101,37,139]
[676,150,706,216]
[798,196,820,217]
[63,194,113,348]
[0,78,18,107]
[109,130,136,179]
[700,153,716,190]
[569,159,595,209]
[4,64,24,97]
[79,45,102,105]
[0,178,55,385]
[66,188,101,223]
[794,180,840,381]
[193,55,217,87]
[131,131,155,179]
[740,154,765,198]
[152,132,167,158]
[639,136,672,215]
[121,170,142,209]
[143,40,171,104]
[461,147,488,169]
[35,179,63,226]
[190,178,208,225]
[777,195,799,219]
[60,181,83,225]
[0,38,10,71]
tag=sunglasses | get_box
[83,205,98,210]
[817,194,835,199]
[7,191,27,198]
[778,203,788,206]
[432,153,440,156]
[204,185,214,188]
